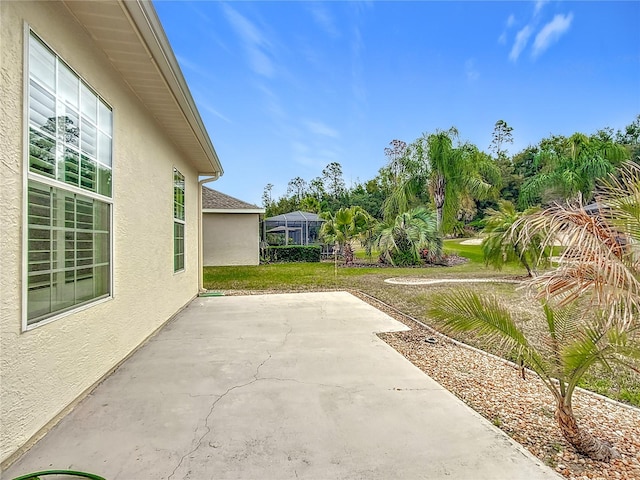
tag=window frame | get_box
[173,167,185,273]
[22,27,114,331]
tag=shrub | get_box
[265,245,321,263]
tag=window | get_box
[173,168,185,272]
[25,31,113,326]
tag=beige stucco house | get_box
[0,0,223,467]
[202,187,264,266]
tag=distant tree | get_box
[481,200,544,277]
[322,162,346,198]
[520,132,628,206]
[489,120,514,160]
[349,182,386,220]
[616,114,640,161]
[383,139,409,186]
[308,176,326,200]
[616,114,640,146]
[265,195,299,218]
[262,183,274,209]
[287,176,307,201]
[299,196,321,213]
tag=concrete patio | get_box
[3,292,559,479]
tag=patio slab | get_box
[3,291,559,480]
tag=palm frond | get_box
[429,290,530,353]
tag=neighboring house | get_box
[202,187,265,266]
[0,0,223,466]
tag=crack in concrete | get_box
[167,322,293,480]
[167,356,269,480]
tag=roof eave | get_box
[62,0,223,176]
[124,0,223,176]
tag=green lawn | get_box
[202,239,638,406]
[203,238,524,292]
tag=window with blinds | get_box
[25,31,113,327]
[173,168,185,272]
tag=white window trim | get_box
[22,25,115,332]
[173,167,186,274]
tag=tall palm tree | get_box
[383,128,498,233]
[515,162,640,330]
[481,200,544,277]
[375,207,442,266]
[429,291,639,461]
[320,206,375,264]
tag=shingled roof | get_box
[202,186,264,212]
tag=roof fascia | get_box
[203,208,265,214]
[121,0,223,175]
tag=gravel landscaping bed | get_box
[353,292,640,480]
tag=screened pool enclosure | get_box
[263,211,324,246]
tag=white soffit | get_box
[62,0,223,176]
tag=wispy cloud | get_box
[290,141,339,168]
[310,4,340,39]
[532,13,574,58]
[465,59,479,82]
[498,14,516,45]
[534,0,549,17]
[175,55,218,83]
[222,4,275,78]
[509,25,533,62]
[504,2,574,62]
[305,120,340,138]
[199,102,232,124]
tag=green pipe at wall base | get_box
[12,470,106,480]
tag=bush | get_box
[265,245,322,263]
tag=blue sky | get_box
[154,1,640,205]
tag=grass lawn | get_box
[202,238,639,406]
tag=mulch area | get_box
[352,291,640,480]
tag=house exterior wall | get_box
[203,213,260,266]
[0,1,201,463]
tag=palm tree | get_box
[515,162,640,330]
[384,128,498,233]
[375,207,442,266]
[429,291,639,461]
[320,206,375,264]
[520,132,627,207]
[481,200,544,277]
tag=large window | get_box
[25,31,113,327]
[173,168,185,272]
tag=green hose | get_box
[11,470,105,480]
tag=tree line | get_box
[263,115,640,236]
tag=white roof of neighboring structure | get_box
[265,211,324,222]
[62,0,223,176]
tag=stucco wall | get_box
[203,213,260,266]
[0,1,201,463]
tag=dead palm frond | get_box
[512,162,640,329]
